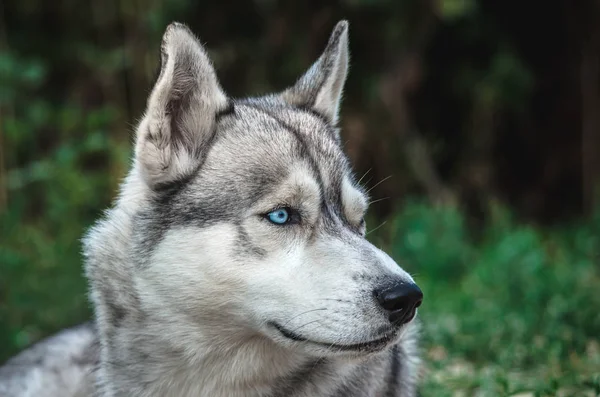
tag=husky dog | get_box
[0,21,424,397]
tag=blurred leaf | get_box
[21,60,46,86]
[438,0,476,21]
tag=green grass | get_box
[377,201,600,396]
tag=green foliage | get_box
[0,43,129,357]
[387,201,600,395]
[391,201,472,281]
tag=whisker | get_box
[282,308,328,328]
[368,197,390,205]
[291,319,324,333]
[366,175,393,193]
[366,220,387,236]
[318,298,354,304]
[357,168,372,185]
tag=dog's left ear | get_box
[281,20,349,125]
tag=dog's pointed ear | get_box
[135,22,228,188]
[281,21,349,125]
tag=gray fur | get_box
[0,21,423,397]
[0,323,98,397]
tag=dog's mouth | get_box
[269,322,398,353]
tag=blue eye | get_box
[267,208,290,225]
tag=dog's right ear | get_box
[135,22,228,188]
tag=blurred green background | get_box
[1,0,600,395]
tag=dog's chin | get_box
[266,321,408,357]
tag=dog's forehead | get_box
[211,102,351,189]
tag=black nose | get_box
[374,282,423,325]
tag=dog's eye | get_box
[263,207,301,226]
[266,208,291,225]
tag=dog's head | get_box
[122,21,422,357]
